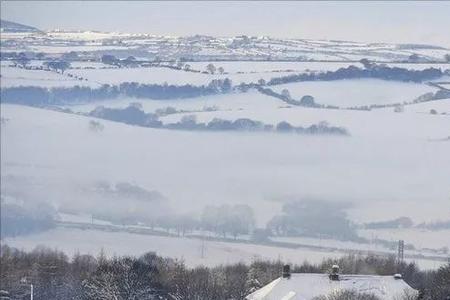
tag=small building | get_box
[246,265,418,300]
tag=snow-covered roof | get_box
[246,273,417,300]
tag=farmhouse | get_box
[246,265,418,300]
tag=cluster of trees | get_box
[8,51,71,74]
[0,201,56,237]
[43,61,71,73]
[1,246,449,300]
[201,204,255,239]
[89,104,162,127]
[166,115,349,136]
[100,55,230,75]
[267,200,360,241]
[204,63,225,75]
[84,104,349,136]
[257,86,322,108]
[444,54,450,62]
[1,80,233,106]
[0,51,35,61]
[274,120,348,135]
[12,52,31,68]
[70,181,170,227]
[416,220,450,230]
[165,115,266,131]
[364,217,414,229]
[1,50,85,62]
[430,89,450,100]
[266,63,443,86]
[101,54,139,67]
[137,204,255,240]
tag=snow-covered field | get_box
[2,104,449,226]
[58,212,113,226]
[3,30,449,62]
[2,227,343,267]
[0,66,99,88]
[358,228,450,250]
[66,90,283,113]
[271,236,391,253]
[271,79,437,107]
[160,100,450,139]
[380,98,450,115]
[188,62,450,75]
[439,83,450,89]
[29,45,139,54]
[1,29,450,269]
[187,61,357,74]
[387,63,450,71]
[2,227,445,270]
[67,66,301,86]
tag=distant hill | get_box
[0,19,41,33]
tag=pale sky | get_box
[1,1,450,47]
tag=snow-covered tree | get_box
[206,63,216,74]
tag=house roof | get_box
[246,273,417,300]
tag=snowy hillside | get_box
[0,64,99,88]
[1,24,450,274]
[2,104,450,252]
[0,19,41,33]
[2,29,450,62]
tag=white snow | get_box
[387,63,450,71]
[187,61,357,74]
[2,227,343,268]
[68,66,300,86]
[2,29,450,273]
[29,45,138,54]
[161,101,450,139]
[358,228,450,250]
[378,98,450,115]
[58,213,113,226]
[65,90,283,113]
[2,227,444,270]
[271,79,437,107]
[271,236,388,253]
[246,273,417,300]
[0,66,99,88]
[2,104,450,229]
[2,30,449,62]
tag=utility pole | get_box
[30,284,33,300]
[397,240,405,263]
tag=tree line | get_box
[267,200,360,242]
[128,204,256,240]
[1,245,449,300]
[87,104,349,136]
[0,201,56,238]
[0,79,233,106]
[257,81,450,112]
[266,62,444,86]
